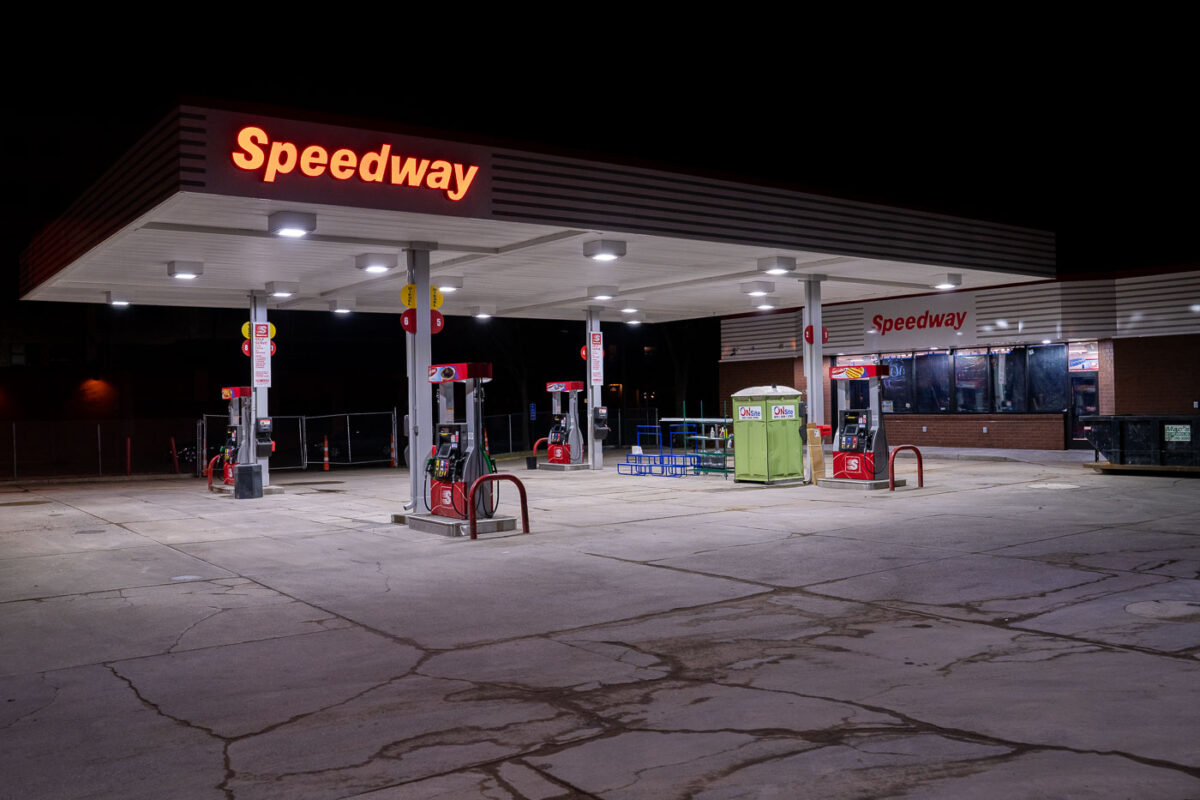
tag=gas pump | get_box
[217,386,268,498]
[424,363,497,520]
[830,365,890,481]
[545,381,585,465]
[219,386,252,486]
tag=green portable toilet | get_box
[732,385,806,483]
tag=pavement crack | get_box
[166,607,227,653]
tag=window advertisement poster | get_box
[861,294,977,350]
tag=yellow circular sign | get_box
[241,322,277,339]
[401,284,444,310]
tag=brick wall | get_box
[719,357,835,424]
[1098,339,1115,415]
[883,414,1067,449]
[1112,334,1200,414]
[720,358,802,411]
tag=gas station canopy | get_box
[21,104,1055,322]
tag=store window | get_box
[833,354,876,411]
[991,347,1027,412]
[832,341,1096,417]
[1028,344,1068,412]
[914,350,952,413]
[879,353,913,413]
[954,349,989,413]
[1069,341,1099,372]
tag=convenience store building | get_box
[720,270,1200,449]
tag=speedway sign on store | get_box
[861,293,977,349]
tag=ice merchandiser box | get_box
[732,385,806,483]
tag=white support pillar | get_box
[802,275,825,427]
[586,306,603,470]
[249,291,270,486]
[406,244,436,506]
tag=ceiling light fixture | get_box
[753,296,778,311]
[468,304,495,319]
[757,256,796,276]
[588,285,618,301]
[740,280,775,297]
[266,281,299,298]
[106,291,130,307]
[268,211,316,238]
[329,296,355,314]
[621,307,638,314]
[436,276,464,293]
[625,311,645,326]
[354,253,397,274]
[167,260,203,280]
[932,273,962,290]
[583,239,627,261]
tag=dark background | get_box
[1,32,1192,428]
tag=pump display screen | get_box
[839,411,871,452]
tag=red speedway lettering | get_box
[231,125,480,202]
[872,310,967,336]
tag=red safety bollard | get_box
[170,436,180,474]
[323,435,330,471]
[467,474,530,540]
[206,455,223,491]
[889,445,924,491]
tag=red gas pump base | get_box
[539,444,589,471]
[815,452,905,490]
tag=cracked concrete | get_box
[1,451,1198,798]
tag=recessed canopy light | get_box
[1041,339,1052,344]
[757,256,796,276]
[583,239,627,261]
[355,253,397,274]
[468,304,495,319]
[266,281,299,298]
[621,307,638,314]
[753,296,778,311]
[436,276,464,293]
[106,291,130,307]
[740,280,775,297]
[625,311,645,326]
[932,273,962,290]
[168,261,203,280]
[268,211,316,238]
[328,296,355,314]
[588,285,618,301]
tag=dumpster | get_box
[1082,415,1200,467]
[732,385,806,483]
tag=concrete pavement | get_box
[1,450,1198,799]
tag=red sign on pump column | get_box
[589,332,604,385]
[252,323,271,387]
[401,309,445,334]
[242,340,277,356]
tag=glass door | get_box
[1070,373,1099,447]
